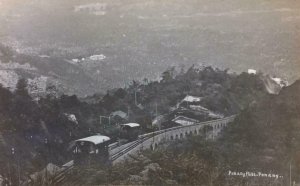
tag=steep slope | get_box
[68,80,300,185]
[219,80,300,183]
[260,74,288,94]
[0,65,283,185]
[0,45,101,96]
[1,0,300,96]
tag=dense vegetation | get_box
[0,65,269,184]
[67,81,300,186]
[219,80,300,184]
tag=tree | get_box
[161,67,175,83]
[114,88,127,99]
[60,95,80,108]
[0,44,14,63]
[15,78,30,98]
[46,84,58,98]
[0,84,13,112]
[143,78,149,85]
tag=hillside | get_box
[219,80,300,183]
[0,66,272,184]
[1,0,300,96]
[0,44,101,96]
[66,79,300,186]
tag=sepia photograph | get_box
[0,0,299,185]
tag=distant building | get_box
[110,110,128,120]
[120,123,140,128]
[89,54,106,61]
[189,105,224,119]
[110,111,128,124]
[172,116,199,126]
[189,105,209,112]
[271,77,288,88]
[208,112,224,119]
[181,95,202,103]
[248,69,257,75]
[177,95,203,108]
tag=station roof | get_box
[75,134,110,145]
[172,116,199,126]
[182,95,202,102]
[121,123,140,128]
[110,110,127,119]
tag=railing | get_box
[139,115,236,139]
[110,140,141,161]
[49,161,74,185]
[49,115,236,184]
[111,115,236,163]
[108,142,119,151]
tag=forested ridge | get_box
[67,81,300,186]
[0,65,286,185]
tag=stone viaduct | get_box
[48,115,237,185]
[111,115,236,164]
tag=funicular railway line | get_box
[50,115,236,185]
[111,115,236,164]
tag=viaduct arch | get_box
[111,115,236,164]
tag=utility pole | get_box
[44,138,48,185]
[289,161,292,186]
[17,156,20,186]
[8,160,11,186]
[10,147,21,186]
[11,147,14,186]
[134,90,137,105]
[100,116,111,129]
[127,106,130,119]
[155,102,158,117]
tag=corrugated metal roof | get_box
[121,123,140,128]
[182,95,202,102]
[75,135,110,145]
[110,110,127,118]
[172,116,199,126]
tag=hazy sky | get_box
[0,0,300,83]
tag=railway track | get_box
[50,115,236,185]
